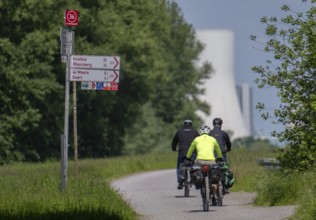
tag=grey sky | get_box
[172,0,311,138]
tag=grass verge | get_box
[255,166,316,220]
[1,149,308,219]
[0,153,177,220]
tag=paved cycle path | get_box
[111,169,296,220]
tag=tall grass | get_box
[255,170,299,206]
[289,171,316,220]
[1,148,304,219]
[0,153,177,220]
[230,147,316,220]
[0,162,134,220]
[255,166,316,220]
[226,147,275,192]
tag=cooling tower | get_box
[236,83,254,136]
[196,29,249,139]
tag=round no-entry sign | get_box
[65,10,79,26]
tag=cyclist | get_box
[210,118,232,194]
[209,118,232,162]
[171,119,199,190]
[186,125,223,205]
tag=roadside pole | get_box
[60,27,73,191]
[63,40,70,191]
[73,80,78,177]
[60,9,79,191]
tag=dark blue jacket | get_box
[209,126,231,153]
[171,126,199,156]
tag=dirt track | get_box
[111,169,296,220]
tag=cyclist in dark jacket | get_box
[209,118,232,162]
[172,119,199,189]
[210,118,232,194]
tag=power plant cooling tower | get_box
[236,83,254,136]
[196,29,249,139]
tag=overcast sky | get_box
[172,0,311,138]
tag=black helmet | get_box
[184,119,192,127]
[213,118,223,126]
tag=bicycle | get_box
[183,165,192,197]
[196,163,223,211]
[210,163,223,206]
[180,159,194,197]
[200,165,211,211]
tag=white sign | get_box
[70,55,120,70]
[70,69,119,82]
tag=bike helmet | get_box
[213,118,223,126]
[184,119,192,127]
[199,125,211,134]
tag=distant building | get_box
[196,29,252,139]
[236,83,254,136]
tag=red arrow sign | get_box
[113,57,120,70]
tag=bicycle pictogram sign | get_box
[65,10,79,26]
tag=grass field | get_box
[0,153,177,220]
[1,148,314,219]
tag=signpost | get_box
[60,8,79,192]
[70,55,120,89]
[60,26,73,191]
[60,9,121,192]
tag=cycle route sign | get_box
[70,55,120,82]
[65,10,79,26]
[80,82,119,91]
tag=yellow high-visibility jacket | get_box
[186,134,222,161]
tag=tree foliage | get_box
[0,0,64,163]
[251,1,316,170]
[0,0,211,163]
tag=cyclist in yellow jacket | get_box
[186,125,223,206]
[186,125,223,166]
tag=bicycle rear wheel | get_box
[202,176,210,211]
[184,169,190,197]
[217,181,223,206]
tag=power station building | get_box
[236,83,254,136]
[195,29,253,139]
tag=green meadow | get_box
[0,149,315,219]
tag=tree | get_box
[75,0,212,157]
[0,0,64,163]
[0,0,211,162]
[121,2,212,154]
[251,1,316,170]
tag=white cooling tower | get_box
[239,83,254,136]
[196,29,249,139]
